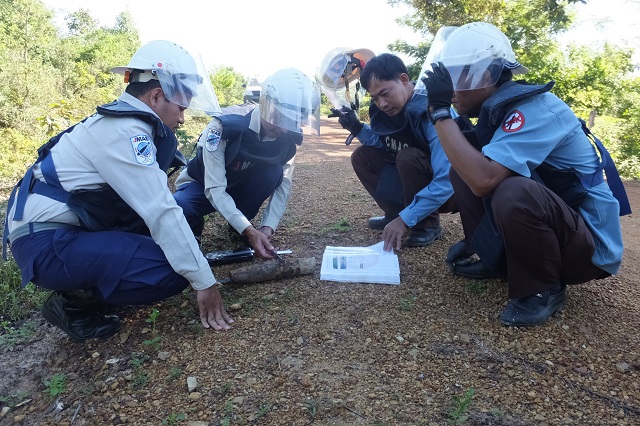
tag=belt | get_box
[9,222,79,243]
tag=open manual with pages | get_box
[320,241,400,285]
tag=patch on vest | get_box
[205,127,222,152]
[130,134,155,165]
[502,110,525,133]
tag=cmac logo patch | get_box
[205,127,221,152]
[130,134,154,165]
[502,110,525,133]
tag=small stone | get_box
[157,352,170,361]
[574,366,589,375]
[229,303,242,311]
[300,375,312,387]
[615,362,631,373]
[188,392,201,400]
[232,396,245,404]
[187,376,198,392]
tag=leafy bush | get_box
[0,129,40,188]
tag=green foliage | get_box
[142,308,162,347]
[255,402,272,418]
[168,367,183,381]
[447,387,474,425]
[210,66,245,107]
[321,217,350,234]
[386,0,640,178]
[0,391,30,407]
[399,295,417,311]
[161,412,186,425]
[0,257,48,324]
[43,373,66,398]
[221,398,235,425]
[304,397,318,419]
[0,319,37,351]
[130,353,150,388]
[0,1,140,186]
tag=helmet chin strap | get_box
[342,58,363,111]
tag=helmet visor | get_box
[319,52,350,90]
[415,26,458,95]
[260,92,320,135]
[442,55,504,91]
[155,54,221,116]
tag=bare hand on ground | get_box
[196,286,234,330]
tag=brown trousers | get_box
[351,146,455,229]
[450,169,608,298]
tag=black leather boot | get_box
[41,290,121,343]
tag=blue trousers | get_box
[10,228,189,305]
[174,163,284,236]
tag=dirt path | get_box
[1,118,639,425]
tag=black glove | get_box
[421,62,454,123]
[329,106,363,135]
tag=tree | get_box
[387,0,583,75]
[210,66,245,107]
[65,8,96,36]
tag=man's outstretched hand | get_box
[197,286,234,330]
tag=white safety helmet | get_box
[414,26,458,95]
[259,68,321,135]
[315,47,375,91]
[111,40,221,116]
[426,22,529,91]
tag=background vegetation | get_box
[0,0,638,328]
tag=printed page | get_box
[320,241,400,285]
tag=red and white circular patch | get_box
[502,110,525,132]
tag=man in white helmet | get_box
[173,68,320,259]
[3,40,233,342]
[421,22,629,326]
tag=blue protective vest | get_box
[3,100,185,257]
[472,80,630,215]
[368,93,431,155]
[186,104,301,184]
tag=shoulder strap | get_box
[580,120,631,216]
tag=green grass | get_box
[320,217,350,234]
[0,260,48,324]
[0,391,30,407]
[398,295,417,312]
[168,367,183,381]
[304,397,318,420]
